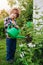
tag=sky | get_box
[0,0,19,12]
[0,0,10,11]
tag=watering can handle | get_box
[8,23,19,29]
[7,24,11,29]
[7,23,14,29]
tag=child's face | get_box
[10,13,17,19]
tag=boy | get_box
[4,8,20,63]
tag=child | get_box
[4,8,20,63]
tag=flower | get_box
[27,43,35,48]
[19,44,24,47]
[20,52,24,58]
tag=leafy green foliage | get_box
[0,19,5,38]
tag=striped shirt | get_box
[4,17,17,28]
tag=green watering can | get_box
[7,21,33,39]
[7,24,25,39]
[26,21,33,28]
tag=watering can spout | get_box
[16,35,26,39]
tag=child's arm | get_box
[12,21,19,29]
[14,25,19,29]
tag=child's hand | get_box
[15,25,19,29]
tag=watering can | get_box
[26,21,33,28]
[7,24,26,39]
[7,21,33,39]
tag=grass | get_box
[0,39,16,65]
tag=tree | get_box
[7,0,16,7]
[0,9,8,19]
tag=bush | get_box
[0,19,5,39]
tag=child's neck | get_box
[12,18,14,21]
[9,16,15,21]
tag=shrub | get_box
[0,19,5,39]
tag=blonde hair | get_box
[10,8,20,18]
